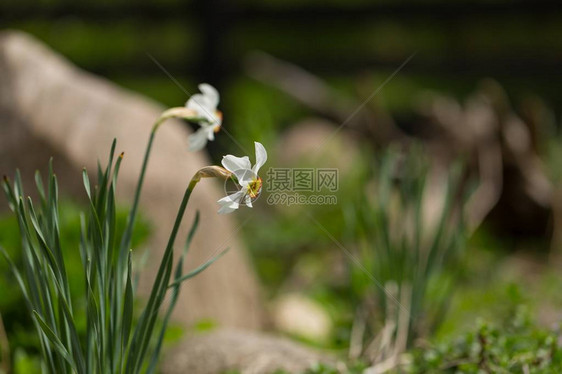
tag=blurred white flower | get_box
[186,83,222,151]
[217,142,267,214]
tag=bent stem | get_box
[120,107,197,256]
[126,167,229,374]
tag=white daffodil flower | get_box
[217,142,268,214]
[186,83,222,151]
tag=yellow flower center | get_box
[247,177,262,199]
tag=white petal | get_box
[198,83,220,108]
[218,190,244,204]
[188,128,209,151]
[186,94,211,114]
[206,123,221,141]
[244,194,253,208]
[222,155,252,173]
[252,142,268,174]
[236,170,256,186]
[217,191,244,214]
[218,204,237,214]
[186,95,220,125]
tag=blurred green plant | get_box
[410,307,562,373]
[0,102,229,373]
[0,149,199,373]
[350,145,468,366]
[298,308,562,374]
[0,199,150,371]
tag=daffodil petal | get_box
[236,170,256,186]
[244,194,253,208]
[198,83,220,108]
[186,98,218,124]
[188,128,209,151]
[222,155,252,174]
[184,83,221,128]
[218,203,238,214]
[218,190,244,204]
[186,94,212,114]
[252,141,268,174]
[217,190,244,214]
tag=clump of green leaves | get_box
[289,309,562,374]
[410,308,562,373]
[0,140,220,373]
[0,199,150,364]
[350,145,468,362]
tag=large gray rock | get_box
[161,329,333,374]
[0,31,264,329]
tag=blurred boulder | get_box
[272,118,364,219]
[272,293,332,343]
[0,31,264,329]
[161,329,334,374]
[276,118,361,173]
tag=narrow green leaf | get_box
[83,169,92,199]
[168,248,229,288]
[146,211,200,374]
[33,311,76,370]
[35,170,47,209]
[121,251,134,361]
[2,175,17,211]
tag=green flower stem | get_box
[117,107,198,373]
[119,107,197,256]
[126,175,200,373]
[118,129,154,257]
[158,166,231,265]
[116,105,231,373]
[166,178,199,251]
